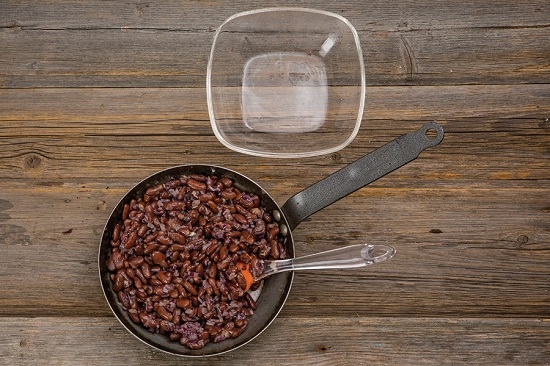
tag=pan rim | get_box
[98,164,295,357]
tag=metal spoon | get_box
[238,244,396,291]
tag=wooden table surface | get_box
[1,1,549,365]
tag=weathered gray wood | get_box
[1,317,549,365]
[1,0,549,364]
[0,85,547,184]
[0,182,548,316]
[0,1,549,87]
[2,0,549,30]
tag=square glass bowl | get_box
[207,8,365,158]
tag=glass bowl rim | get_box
[206,7,366,158]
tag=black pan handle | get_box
[281,122,444,230]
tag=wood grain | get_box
[0,183,548,316]
[1,317,549,366]
[1,0,549,364]
[1,1,549,87]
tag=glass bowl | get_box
[207,8,365,158]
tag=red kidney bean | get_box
[197,287,206,300]
[234,204,248,216]
[151,251,166,264]
[143,243,159,255]
[136,224,148,238]
[107,257,116,272]
[221,190,236,200]
[125,267,135,279]
[267,226,279,241]
[270,239,280,258]
[157,306,173,321]
[241,231,254,245]
[219,245,228,261]
[110,251,124,270]
[144,233,156,243]
[141,263,152,279]
[135,268,147,284]
[253,220,266,236]
[146,184,164,196]
[139,312,157,330]
[170,288,179,298]
[168,232,186,245]
[170,332,181,341]
[128,256,144,269]
[190,174,206,182]
[218,177,232,187]
[149,277,162,287]
[196,263,205,277]
[117,290,130,309]
[112,223,122,242]
[216,256,231,271]
[157,270,171,284]
[170,251,179,263]
[169,244,184,252]
[192,251,206,264]
[122,203,130,221]
[207,263,217,280]
[156,234,170,246]
[238,253,251,264]
[206,201,218,214]
[128,309,140,324]
[123,231,137,249]
[129,210,144,222]
[234,213,247,225]
[199,192,215,202]
[164,200,185,210]
[113,272,125,292]
[182,280,198,296]
[239,195,256,209]
[204,242,218,257]
[187,178,207,191]
[227,230,241,238]
[159,320,173,334]
[176,298,190,309]
[136,288,147,300]
[230,325,247,338]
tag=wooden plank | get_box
[0,84,547,315]
[1,1,549,87]
[1,317,549,365]
[0,28,547,87]
[0,179,548,317]
[0,85,546,124]
[2,0,548,31]
[0,85,547,184]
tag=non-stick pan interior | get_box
[98,165,295,356]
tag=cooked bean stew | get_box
[106,174,287,349]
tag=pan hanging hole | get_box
[425,127,438,140]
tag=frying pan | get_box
[98,122,444,357]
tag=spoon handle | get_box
[258,244,395,280]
